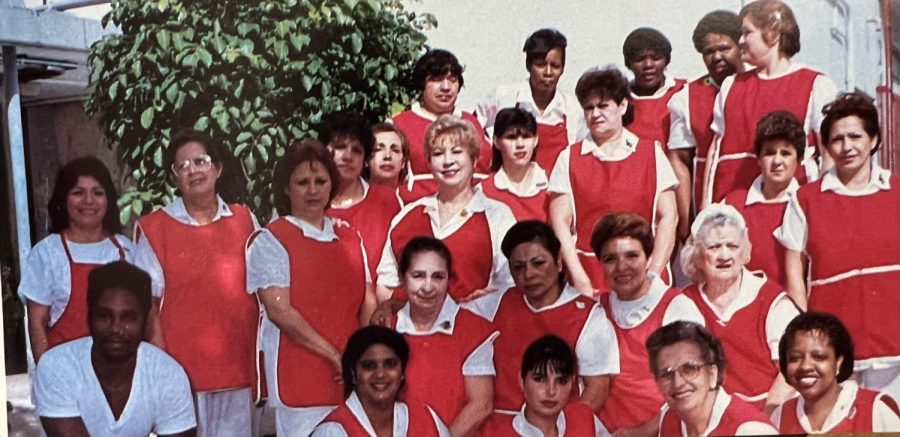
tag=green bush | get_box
[86,0,434,222]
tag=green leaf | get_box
[164,82,178,103]
[131,198,143,216]
[236,132,253,143]
[194,116,209,131]
[301,76,313,92]
[108,81,119,100]
[197,48,213,68]
[290,34,310,52]
[156,30,170,50]
[273,41,288,60]
[140,107,155,129]
[350,33,362,54]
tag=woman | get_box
[648,321,777,436]
[312,325,450,436]
[133,129,260,436]
[322,111,403,279]
[723,111,802,287]
[477,28,585,174]
[777,92,900,402]
[392,49,492,202]
[480,107,549,222]
[489,220,619,415]
[703,0,837,205]
[772,312,900,433]
[548,67,678,295]
[246,140,377,436]
[680,204,798,412]
[376,114,515,303]
[481,335,610,436]
[20,156,131,363]
[368,123,410,190]
[591,212,705,433]
[390,236,495,436]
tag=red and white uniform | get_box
[488,284,620,413]
[392,102,492,203]
[19,233,131,352]
[479,162,549,222]
[376,188,515,301]
[706,65,837,203]
[392,297,497,427]
[682,270,798,406]
[477,81,587,174]
[668,74,721,214]
[548,130,678,291]
[658,390,777,436]
[628,77,686,152]
[722,176,799,287]
[599,275,704,431]
[481,403,609,436]
[327,178,402,279]
[771,381,900,433]
[311,391,450,437]
[246,216,370,436]
[776,164,900,399]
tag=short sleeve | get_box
[376,232,400,288]
[575,304,620,376]
[153,356,197,435]
[710,75,736,136]
[765,294,800,359]
[547,146,573,195]
[873,395,900,432]
[133,223,166,297]
[245,230,291,292]
[34,350,81,418]
[462,331,499,376]
[487,204,517,293]
[735,421,779,435]
[667,86,697,150]
[655,145,679,192]
[18,238,57,305]
[774,193,808,253]
[662,295,706,326]
[807,75,838,134]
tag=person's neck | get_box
[65,225,106,243]
[370,176,398,190]
[419,102,452,119]
[333,177,365,207]
[359,395,395,437]
[594,129,625,149]
[183,193,219,225]
[683,391,717,437]
[803,383,842,431]
[525,285,562,310]
[704,271,742,303]
[90,347,138,384]
[760,179,791,200]
[293,211,326,230]
[530,84,556,114]
[436,184,475,225]
[502,162,531,185]
[758,56,792,77]
[409,302,442,331]
[838,161,873,191]
[615,277,652,302]
[524,408,559,437]
[631,78,664,97]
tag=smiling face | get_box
[654,341,718,417]
[697,225,749,285]
[521,367,572,422]
[582,94,627,143]
[429,134,475,190]
[89,287,145,363]
[354,343,404,408]
[495,127,538,169]
[421,73,460,115]
[369,131,405,184]
[404,251,450,315]
[172,140,222,199]
[700,33,742,85]
[599,237,651,301]
[825,115,877,180]
[286,160,332,223]
[528,48,564,96]
[328,135,365,186]
[739,18,776,66]
[785,329,843,404]
[628,49,667,95]
[66,175,108,233]
[758,139,799,189]
[508,241,562,307]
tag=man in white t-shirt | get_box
[34,261,196,437]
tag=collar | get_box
[580,129,639,161]
[511,80,569,123]
[331,178,370,210]
[609,273,668,327]
[396,296,460,335]
[344,391,407,437]
[699,269,767,322]
[819,161,892,195]
[512,404,566,436]
[688,389,733,436]
[524,283,586,313]
[699,74,722,89]
[745,175,799,205]
[794,380,860,433]
[163,195,233,225]
[491,162,548,197]
[630,76,680,100]
[283,215,338,242]
[410,101,465,122]
[755,62,808,80]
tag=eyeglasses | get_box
[655,362,709,383]
[172,154,213,176]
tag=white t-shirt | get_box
[667,75,718,152]
[18,234,133,326]
[312,391,451,437]
[476,80,587,144]
[34,338,196,436]
[607,274,705,328]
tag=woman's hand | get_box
[368,298,406,327]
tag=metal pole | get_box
[3,45,32,265]
[879,0,895,172]
[34,0,110,12]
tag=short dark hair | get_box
[590,212,654,258]
[523,28,568,67]
[87,261,153,322]
[778,311,855,383]
[692,10,742,53]
[646,321,727,388]
[753,110,805,157]
[520,335,576,379]
[48,156,122,234]
[623,27,672,66]
[501,220,565,288]
[739,0,800,58]
[342,325,410,398]
[319,110,376,161]
[165,128,249,204]
[491,107,538,172]
[411,49,464,95]
[820,92,881,155]
[398,236,453,279]
[575,67,634,126]
[272,140,341,217]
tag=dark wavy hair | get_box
[623,27,672,66]
[523,28,568,67]
[575,67,635,126]
[271,140,341,217]
[778,311,855,383]
[501,220,565,288]
[48,156,122,234]
[319,110,376,161]
[820,92,881,155]
[590,212,654,259]
[165,128,249,204]
[692,10,741,53]
[491,107,538,172]
[411,49,465,95]
[753,110,805,157]
[342,325,410,398]
[646,321,727,388]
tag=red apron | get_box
[47,234,126,348]
[533,115,569,176]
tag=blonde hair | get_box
[423,114,481,161]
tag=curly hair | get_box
[48,156,122,234]
[820,92,881,155]
[271,140,340,217]
[692,10,741,53]
[753,110,805,157]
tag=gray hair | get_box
[679,207,750,283]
